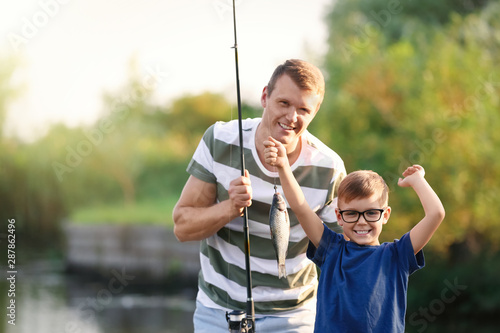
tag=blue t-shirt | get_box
[307,224,425,333]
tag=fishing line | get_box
[226,103,234,311]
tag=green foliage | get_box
[0,56,66,237]
[70,197,179,225]
[311,0,500,252]
[169,92,231,136]
[0,55,20,137]
[326,0,491,48]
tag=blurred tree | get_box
[313,0,500,253]
[0,55,20,137]
[167,92,232,153]
[46,75,244,216]
[326,0,492,49]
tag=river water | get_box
[3,249,497,332]
[1,259,197,333]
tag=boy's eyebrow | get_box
[339,207,384,211]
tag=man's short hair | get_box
[267,59,325,103]
[338,170,389,207]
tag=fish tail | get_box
[278,264,287,279]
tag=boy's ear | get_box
[335,207,343,226]
[382,206,392,224]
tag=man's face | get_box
[260,74,322,151]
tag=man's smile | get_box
[279,122,295,130]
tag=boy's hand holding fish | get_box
[265,137,291,278]
[264,136,326,248]
[264,137,288,168]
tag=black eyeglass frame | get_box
[338,208,387,223]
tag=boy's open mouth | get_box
[354,230,371,235]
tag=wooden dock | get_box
[63,223,200,283]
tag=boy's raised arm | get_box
[264,137,325,247]
[398,165,446,254]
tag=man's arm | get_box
[264,137,324,247]
[398,165,446,254]
[172,171,252,242]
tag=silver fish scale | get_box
[269,191,290,279]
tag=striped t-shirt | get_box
[187,118,346,316]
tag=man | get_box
[173,59,346,332]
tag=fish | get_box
[269,191,290,279]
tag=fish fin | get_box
[278,264,287,279]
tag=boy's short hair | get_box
[267,59,325,104]
[338,170,389,207]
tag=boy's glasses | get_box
[338,209,386,223]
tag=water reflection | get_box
[1,260,196,333]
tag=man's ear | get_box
[382,206,391,225]
[261,86,268,108]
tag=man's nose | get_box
[286,108,298,123]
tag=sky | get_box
[1,0,333,141]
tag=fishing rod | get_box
[225,0,255,332]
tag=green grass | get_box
[69,196,178,226]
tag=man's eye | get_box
[280,101,289,106]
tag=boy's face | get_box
[336,194,391,246]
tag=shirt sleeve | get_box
[396,232,425,274]
[307,223,343,268]
[186,124,217,184]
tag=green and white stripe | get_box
[187,118,346,316]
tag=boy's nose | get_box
[357,215,368,224]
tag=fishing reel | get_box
[226,310,254,333]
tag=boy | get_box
[264,137,445,332]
